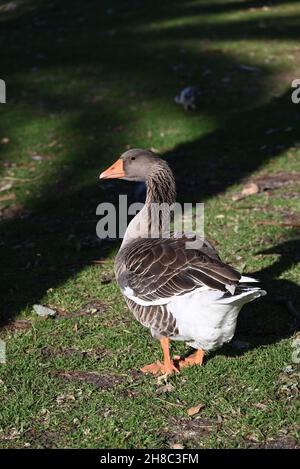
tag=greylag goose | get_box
[100,149,266,376]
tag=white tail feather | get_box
[217,288,266,305]
[239,275,259,283]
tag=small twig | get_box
[91,259,111,265]
[4,176,42,183]
[154,397,184,408]
[257,220,300,228]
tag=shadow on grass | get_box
[0,0,299,358]
[229,237,300,354]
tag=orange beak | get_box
[99,158,125,180]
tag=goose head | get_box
[99,148,169,182]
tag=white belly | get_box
[123,275,266,352]
[167,289,243,351]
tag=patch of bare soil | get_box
[52,370,125,389]
[161,417,216,445]
[0,204,29,220]
[2,319,32,332]
[24,429,62,449]
[31,300,109,321]
[276,368,300,402]
[55,300,109,319]
[74,300,109,317]
[232,171,300,202]
[254,171,300,191]
[264,436,300,449]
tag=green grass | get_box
[0,0,299,448]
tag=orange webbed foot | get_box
[179,349,205,369]
[141,360,179,376]
[140,361,163,375]
[141,337,181,377]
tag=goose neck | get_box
[145,164,176,206]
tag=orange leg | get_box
[141,337,179,376]
[179,349,205,369]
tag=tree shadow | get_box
[220,237,300,359]
[0,0,299,332]
[164,89,299,202]
[252,237,300,335]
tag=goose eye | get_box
[131,156,136,161]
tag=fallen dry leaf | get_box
[187,403,205,416]
[48,139,59,148]
[170,443,184,449]
[0,181,13,192]
[0,193,16,203]
[1,137,10,144]
[241,182,259,196]
[232,182,260,199]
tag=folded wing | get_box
[115,237,241,305]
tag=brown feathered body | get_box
[114,152,266,351]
